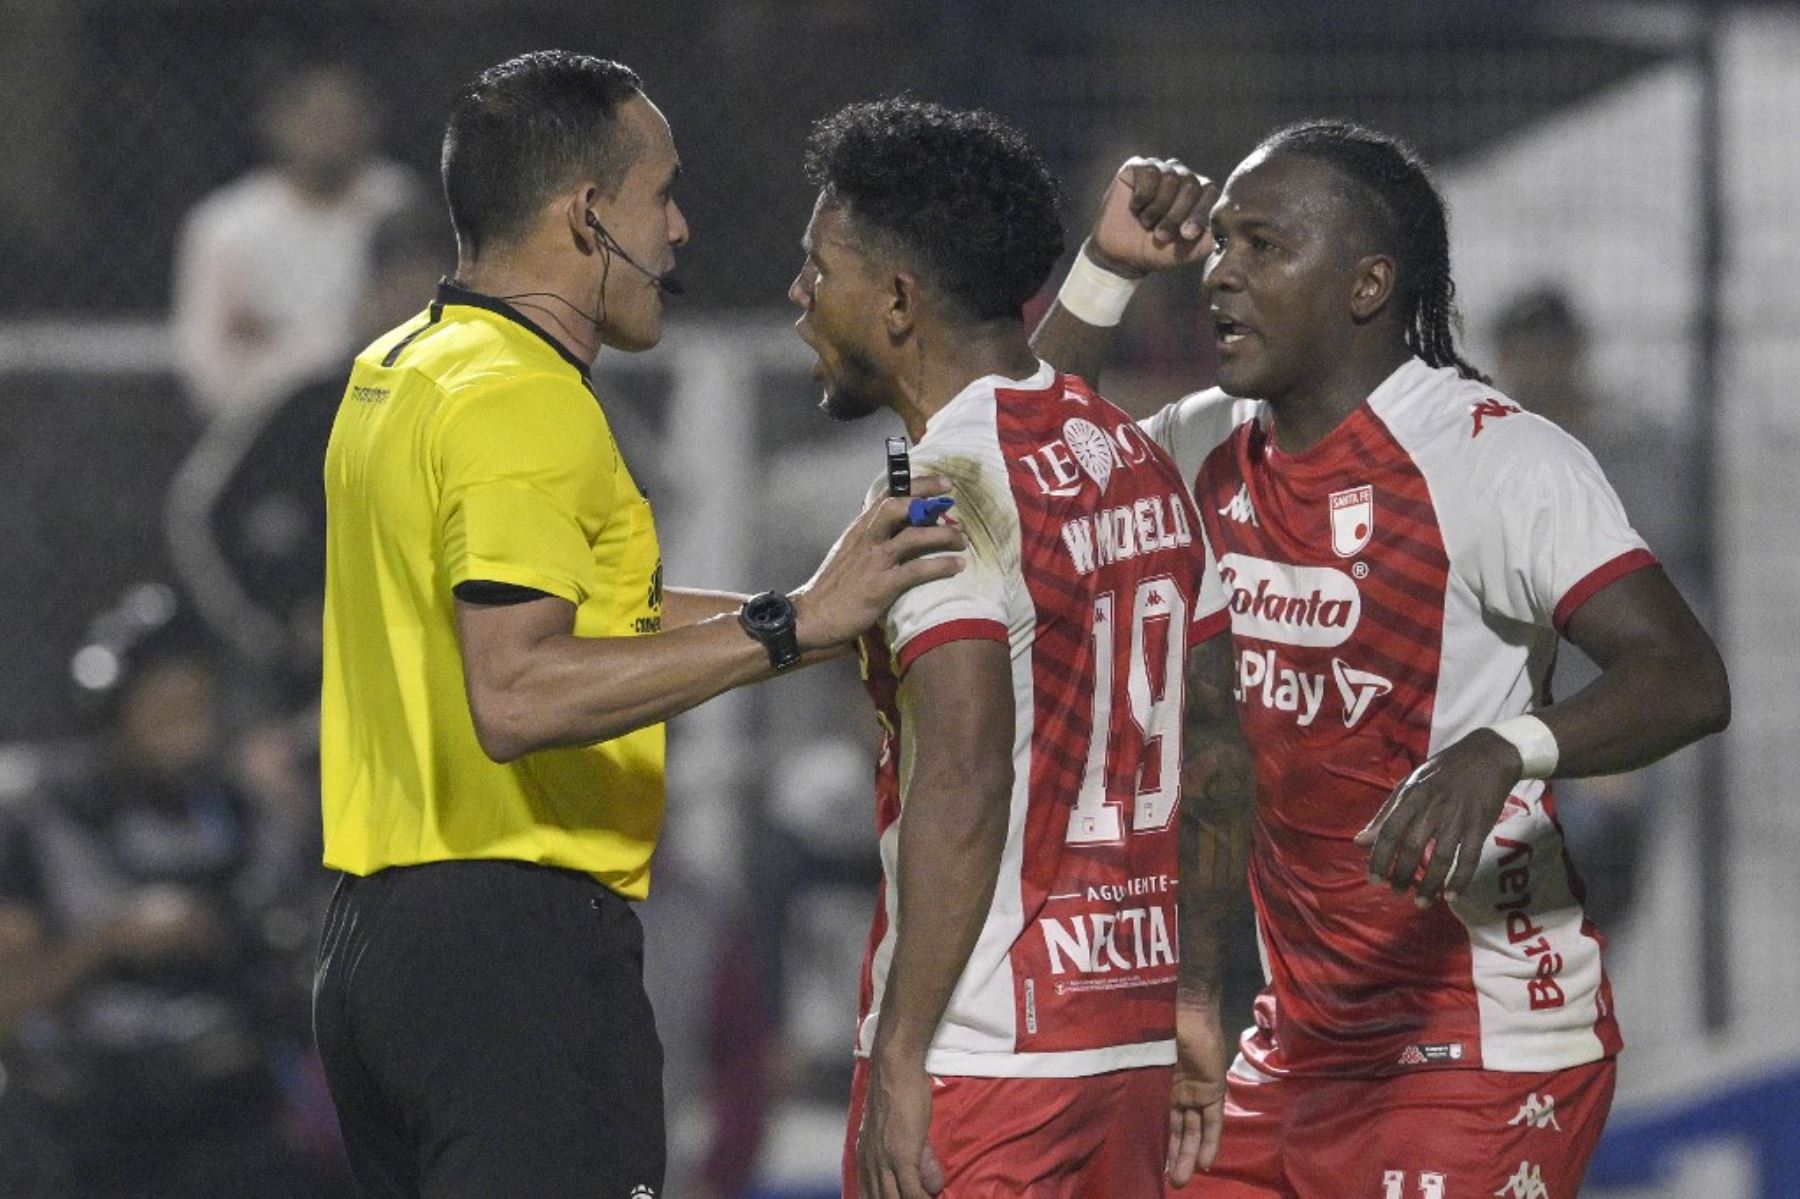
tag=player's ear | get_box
[1350,254,1396,322]
[885,270,921,340]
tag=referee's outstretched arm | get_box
[456,478,966,763]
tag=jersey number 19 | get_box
[1066,575,1186,846]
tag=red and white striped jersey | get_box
[1143,357,1653,1078]
[855,362,1228,1078]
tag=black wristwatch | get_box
[739,590,802,671]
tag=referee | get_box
[311,52,965,1198]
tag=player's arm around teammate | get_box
[858,639,1015,1199]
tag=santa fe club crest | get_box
[1329,486,1374,557]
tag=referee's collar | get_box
[435,278,593,381]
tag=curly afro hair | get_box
[806,99,1063,323]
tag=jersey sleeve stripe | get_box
[894,618,1011,674]
[1552,548,1660,633]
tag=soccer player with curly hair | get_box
[792,99,1236,1199]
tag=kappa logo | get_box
[1471,398,1523,437]
[1508,1093,1562,1131]
[1218,483,1259,526]
[1331,658,1393,728]
[1329,485,1374,557]
[1494,1161,1548,1199]
[1398,1042,1464,1066]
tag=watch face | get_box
[741,591,799,669]
[745,591,791,631]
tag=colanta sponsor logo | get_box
[1219,554,1360,647]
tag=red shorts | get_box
[1166,1054,1616,1198]
[843,1058,1171,1198]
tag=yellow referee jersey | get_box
[320,282,665,898]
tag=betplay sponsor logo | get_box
[1235,649,1393,728]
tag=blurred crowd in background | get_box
[1,3,1795,1196]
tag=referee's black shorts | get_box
[313,860,665,1198]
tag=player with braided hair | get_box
[1252,119,1488,384]
[1034,122,1728,1196]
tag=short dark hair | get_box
[442,51,644,255]
[1257,119,1487,382]
[805,99,1063,323]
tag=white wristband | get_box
[1487,714,1559,779]
[1055,246,1141,327]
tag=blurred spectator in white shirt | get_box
[167,200,450,681]
[1492,284,1697,935]
[170,62,419,421]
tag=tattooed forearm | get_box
[1178,632,1255,1008]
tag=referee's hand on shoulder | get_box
[793,474,967,651]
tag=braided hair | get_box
[1257,120,1487,382]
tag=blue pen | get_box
[908,496,955,526]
